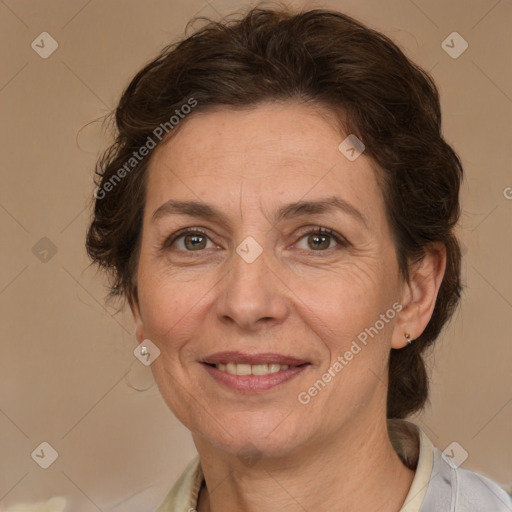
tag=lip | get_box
[201,362,309,392]
[201,351,309,366]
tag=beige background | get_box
[1,0,511,510]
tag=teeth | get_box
[235,363,251,376]
[214,362,294,375]
[252,364,269,375]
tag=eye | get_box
[162,226,349,254]
[294,227,348,251]
[164,228,215,251]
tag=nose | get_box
[215,244,290,332]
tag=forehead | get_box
[144,102,385,227]
[150,102,349,172]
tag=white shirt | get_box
[155,420,512,511]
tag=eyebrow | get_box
[151,196,368,228]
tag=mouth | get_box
[204,362,305,376]
[200,352,311,392]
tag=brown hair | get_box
[85,5,463,419]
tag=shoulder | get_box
[422,443,512,511]
[444,455,512,511]
[392,420,512,512]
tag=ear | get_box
[391,242,447,349]
[128,286,145,344]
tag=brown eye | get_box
[183,233,208,250]
[164,229,214,251]
[295,227,348,252]
[306,233,333,250]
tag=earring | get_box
[405,333,413,345]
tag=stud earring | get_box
[405,333,413,345]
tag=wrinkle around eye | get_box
[152,220,371,261]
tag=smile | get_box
[211,362,296,375]
[201,352,310,392]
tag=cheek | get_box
[302,286,394,421]
[298,262,389,331]
[137,268,205,352]
[297,259,397,375]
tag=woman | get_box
[85,6,512,512]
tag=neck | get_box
[194,415,415,512]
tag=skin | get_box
[130,101,446,512]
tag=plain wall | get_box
[1,0,511,510]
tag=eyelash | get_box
[161,226,349,253]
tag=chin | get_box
[194,411,309,461]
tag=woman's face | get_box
[132,101,409,458]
